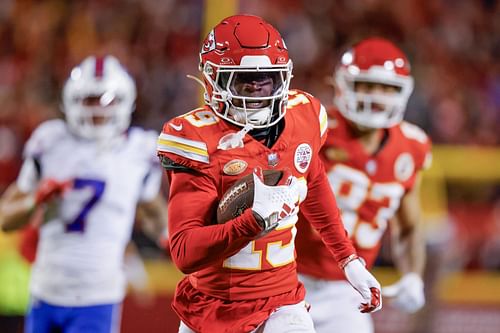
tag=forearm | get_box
[169,209,262,273]
[166,170,264,272]
[0,190,36,232]
[136,194,169,243]
[392,175,426,276]
[391,222,426,276]
[301,160,356,263]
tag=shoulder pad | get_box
[399,121,432,170]
[287,89,328,144]
[400,121,429,144]
[23,119,68,158]
[157,108,221,171]
[127,127,160,163]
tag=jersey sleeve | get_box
[400,121,433,172]
[157,116,211,172]
[137,129,163,202]
[16,158,39,193]
[23,119,67,159]
[316,101,329,147]
[166,168,263,274]
[305,92,329,147]
[300,153,356,264]
[157,115,263,274]
[17,119,67,192]
[289,90,329,147]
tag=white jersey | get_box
[17,119,162,307]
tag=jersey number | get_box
[328,165,404,248]
[65,178,106,232]
[184,110,219,127]
[223,222,296,270]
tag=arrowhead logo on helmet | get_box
[201,30,216,54]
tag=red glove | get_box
[19,224,39,263]
[35,179,72,205]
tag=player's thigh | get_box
[24,298,57,333]
[178,303,315,333]
[300,275,373,333]
[66,303,122,333]
[257,301,315,333]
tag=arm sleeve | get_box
[138,160,162,202]
[300,155,356,263]
[167,170,263,274]
[16,157,40,193]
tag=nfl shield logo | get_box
[267,152,279,167]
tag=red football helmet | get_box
[199,15,292,129]
[335,38,414,128]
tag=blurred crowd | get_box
[245,0,500,146]
[0,0,498,187]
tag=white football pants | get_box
[178,301,315,333]
[299,274,374,333]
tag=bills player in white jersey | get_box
[0,55,167,333]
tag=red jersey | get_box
[157,91,355,332]
[296,108,432,281]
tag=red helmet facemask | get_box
[199,15,293,129]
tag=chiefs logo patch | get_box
[223,159,248,175]
[201,29,216,54]
[394,153,415,182]
[294,143,312,173]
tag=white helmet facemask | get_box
[202,55,292,129]
[335,65,414,129]
[62,56,136,141]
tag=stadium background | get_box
[0,0,498,332]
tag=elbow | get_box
[1,223,20,233]
[0,216,13,233]
[0,216,24,233]
[168,238,202,274]
[170,252,199,274]
[174,261,198,275]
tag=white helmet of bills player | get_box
[62,55,136,140]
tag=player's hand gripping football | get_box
[341,255,382,313]
[251,167,306,234]
[35,178,73,205]
[382,273,425,313]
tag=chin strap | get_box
[217,123,254,150]
[186,74,209,103]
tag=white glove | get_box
[382,273,425,313]
[251,167,303,233]
[343,257,382,313]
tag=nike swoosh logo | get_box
[169,123,183,131]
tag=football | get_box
[216,169,283,224]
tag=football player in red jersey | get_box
[157,15,382,333]
[295,38,432,333]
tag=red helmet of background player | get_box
[199,15,293,129]
[335,37,414,129]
